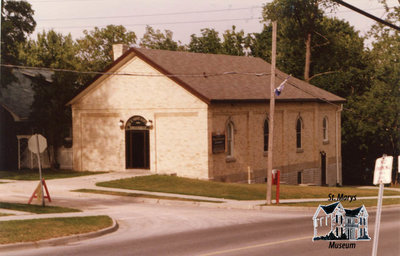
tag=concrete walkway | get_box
[1,171,399,214]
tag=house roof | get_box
[345,206,365,217]
[0,69,53,121]
[69,47,346,105]
[321,202,341,214]
[315,202,368,218]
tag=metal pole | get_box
[35,134,45,207]
[266,21,277,205]
[372,181,384,256]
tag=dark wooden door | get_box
[126,130,149,169]
[320,151,327,186]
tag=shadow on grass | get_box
[0,202,80,214]
[0,169,107,180]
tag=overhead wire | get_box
[36,17,263,30]
[36,7,263,22]
[2,63,367,116]
[0,63,270,77]
[3,63,351,112]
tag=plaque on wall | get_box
[212,133,225,154]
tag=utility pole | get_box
[266,21,277,205]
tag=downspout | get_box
[336,104,343,185]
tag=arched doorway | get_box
[125,116,150,169]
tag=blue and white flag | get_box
[274,75,291,96]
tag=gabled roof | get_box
[321,202,341,214]
[345,205,367,217]
[69,47,346,105]
[313,202,368,219]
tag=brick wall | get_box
[209,102,341,185]
[72,56,209,178]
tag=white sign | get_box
[373,155,393,185]
[28,134,47,154]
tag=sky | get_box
[26,0,399,46]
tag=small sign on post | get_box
[27,134,48,207]
[373,155,393,185]
[371,155,393,256]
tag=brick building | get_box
[68,46,345,185]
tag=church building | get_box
[68,46,345,185]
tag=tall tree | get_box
[19,30,80,167]
[342,3,400,184]
[140,25,184,51]
[76,25,136,83]
[262,0,335,81]
[307,17,369,97]
[1,0,36,87]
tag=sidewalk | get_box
[1,171,399,213]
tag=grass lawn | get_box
[276,198,400,208]
[0,169,106,180]
[0,216,112,244]
[73,189,222,203]
[97,175,400,201]
[0,213,12,217]
[0,202,80,214]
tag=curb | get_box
[0,216,119,252]
[129,196,317,212]
[117,195,400,212]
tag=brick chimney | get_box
[112,44,129,61]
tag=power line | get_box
[36,6,263,22]
[36,17,262,30]
[333,0,400,31]
[3,63,349,109]
[33,5,392,23]
[276,73,347,111]
[1,63,270,77]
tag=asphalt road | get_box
[5,204,400,256]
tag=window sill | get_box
[296,148,304,153]
[263,151,268,157]
[226,156,236,163]
[323,140,329,145]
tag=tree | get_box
[1,0,36,87]
[221,26,245,56]
[342,4,400,184]
[188,28,222,54]
[76,25,136,83]
[188,26,246,56]
[245,24,272,61]
[19,30,80,167]
[140,25,184,51]
[307,17,370,97]
[262,0,336,81]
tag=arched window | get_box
[296,117,303,149]
[322,117,328,142]
[264,119,269,152]
[227,121,234,157]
